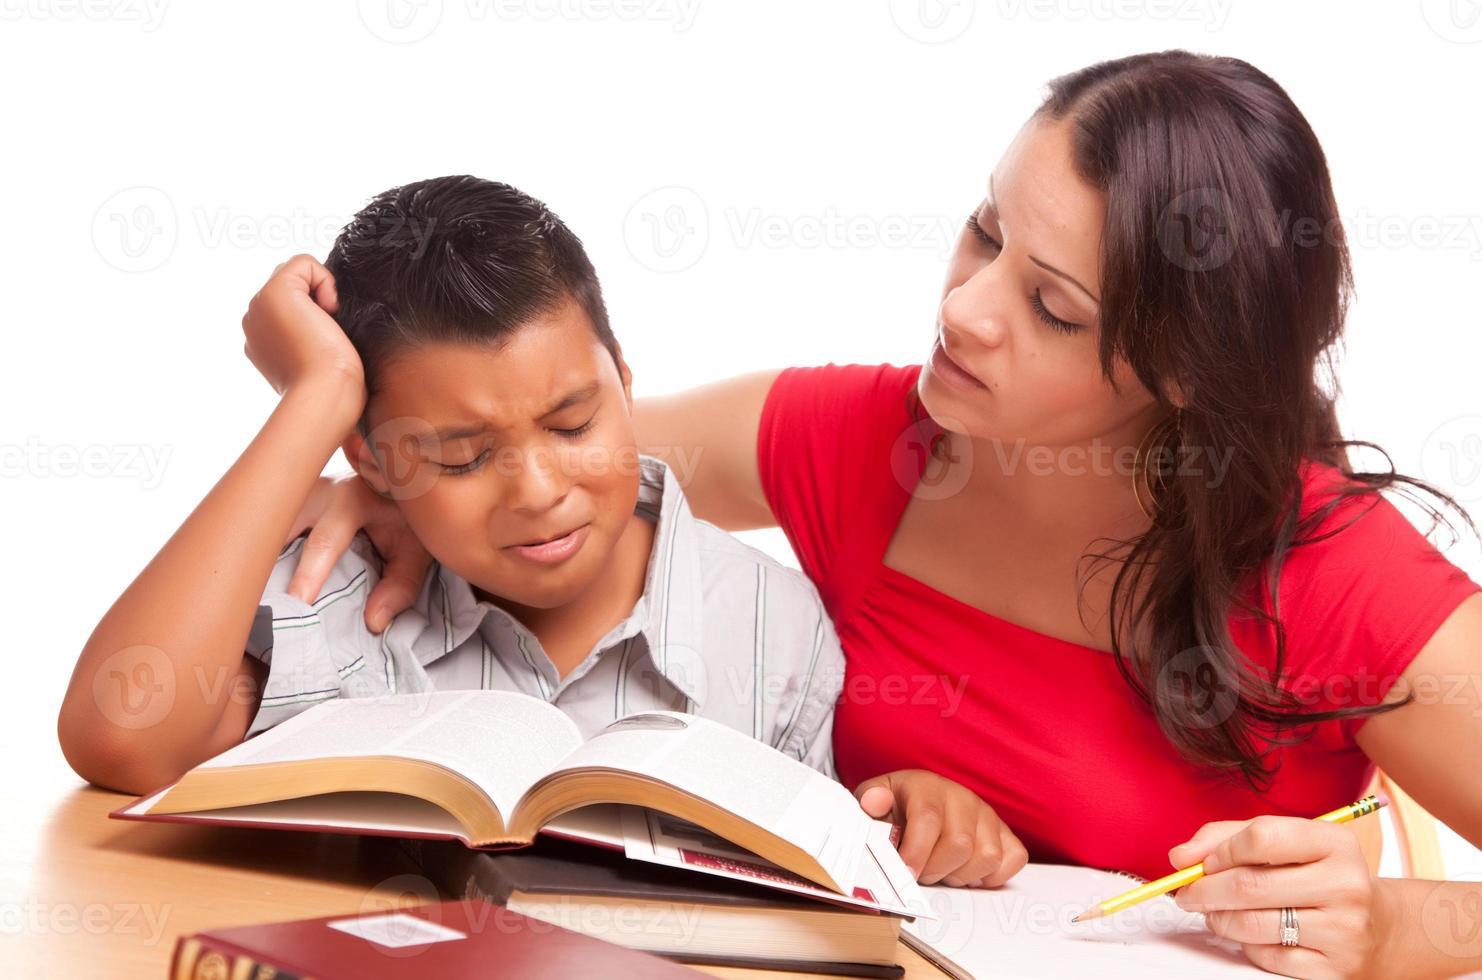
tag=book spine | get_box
[171,934,307,980]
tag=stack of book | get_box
[117,691,932,977]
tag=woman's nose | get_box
[940,268,1010,350]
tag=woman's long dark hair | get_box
[1020,51,1470,787]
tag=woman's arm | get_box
[1350,591,1482,976]
[56,257,365,795]
[632,369,784,531]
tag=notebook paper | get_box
[902,864,1262,978]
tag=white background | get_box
[4,0,1481,888]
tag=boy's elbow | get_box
[56,699,187,796]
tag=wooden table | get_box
[3,769,946,978]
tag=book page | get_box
[523,711,873,892]
[201,691,583,819]
[167,791,466,837]
[903,865,1259,978]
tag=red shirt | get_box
[757,362,1479,881]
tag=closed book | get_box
[169,898,704,979]
[399,834,906,979]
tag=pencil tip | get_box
[1070,914,1081,923]
[1073,906,1106,922]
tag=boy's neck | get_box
[477,510,657,680]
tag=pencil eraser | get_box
[1374,790,1391,809]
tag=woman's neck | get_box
[948,412,1163,537]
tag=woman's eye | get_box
[1029,289,1081,335]
[965,212,1002,251]
[440,449,489,475]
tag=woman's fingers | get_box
[366,534,434,633]
[1204,906,1327,948]
[285,514,357,604]
[1167,818,1251,868]
[1175,862,1333,912]
[1198,816,1339,874]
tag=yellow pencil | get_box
[1070,792,1389,922]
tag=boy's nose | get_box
[505,446,573,514]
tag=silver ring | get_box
[1279,906,1300,947]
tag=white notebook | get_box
[902,863,1263,979]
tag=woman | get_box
[272,52,1482,977]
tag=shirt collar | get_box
[425,453,709,709]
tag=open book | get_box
[113,690,896,902]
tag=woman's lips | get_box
[929,337,989,392]
[504,523,591,565]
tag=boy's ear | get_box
[614,342,634,411]
[341,427,392,498]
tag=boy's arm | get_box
[57,257,365,795]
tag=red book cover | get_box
[169,899,705,979]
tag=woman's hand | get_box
[242,253,365,408]
[854,769,1028,887]
[1168,815,1392,979]
[283,473,432,632]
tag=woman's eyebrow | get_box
[429,382,601,443]
[986,175,1101,306]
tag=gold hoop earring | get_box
[1132,412,1180,521]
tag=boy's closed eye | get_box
[438,414,599,476]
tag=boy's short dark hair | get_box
[325,175,617,434]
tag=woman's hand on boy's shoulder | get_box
[242,254,365,415]
[855,769,1029,888]
[283,472,432,633]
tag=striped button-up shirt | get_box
[244,455,844,775]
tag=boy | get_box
[57,175,843,795]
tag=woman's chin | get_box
[917,374,981,437]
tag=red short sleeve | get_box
[1261,465,1480,739]
[756,363,926,622]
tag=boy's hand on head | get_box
[284,473,432,632]
[243,254,365,416]
[855,769,1028,888]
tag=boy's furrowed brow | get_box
[425,382,602,444]
[537,381,601,419]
